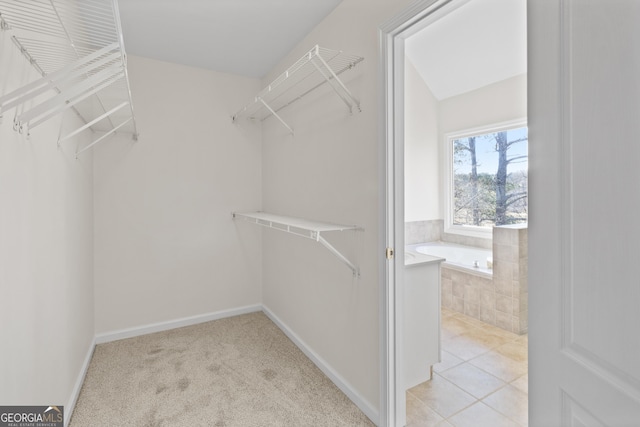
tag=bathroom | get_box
[402,0,529,424]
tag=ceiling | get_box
[405,0,527,101]
[117,0,344,78]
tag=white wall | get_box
[439,73,527,138]
[258,0,413,421]
[0,34,94,411]
[404,58,440,222]
[93,56,263,334]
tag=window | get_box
[444,121,528,237]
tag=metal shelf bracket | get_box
[232,45,363,134]
[233,211,362,277]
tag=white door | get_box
[529,0,640,425]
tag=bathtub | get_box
[407,241,493,278]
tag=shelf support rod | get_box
[58,101,129,145]
[258,96,293,134]
[233,212,360,277]
[48,0,118,131]
[310,52,361,113]
[22,70,124,130]
[16,65,122,124]
[75,117,132,157]
[0,42,119,114]
[317,235,359,277]
[111,0,139,140]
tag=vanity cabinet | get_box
[404,252,443,390]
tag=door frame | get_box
[379,1,476,425]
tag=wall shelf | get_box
[0,0,137,156]
[233,211,362,277]
[232,45,364,134]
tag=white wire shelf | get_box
[0,0,137,156]
[232,45,364,134]
[233,211,362,277]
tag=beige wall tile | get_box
[519,294,528,312]
[478,277,495,294]
[480,290,495,310]
[511,264,521,281]
[494,278,513,297]
[442,232,492,249]
[464,301,480,319]
[494,243,517,263]
[480,305,496,325]
[451,270,466,283]
[442,292,453,309]
[405,220,445,244]
[512,297,521,316]
[435,236,528,335]
[452,296,464,313]
[496,295,513,314]
[511,316,522,334]
[511,282,520,298]
[464,284,480,304]
[442,278,452,296]
[493,261,513,281]
[519,263,528,290]
[493,227,511,245]
[452,281,465,298]
[495,311,512,331]
[519,312,528,333]
[518,229,528,255]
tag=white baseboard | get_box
[94,304,262,344]
[262,305,379,426]
[65,336,95,427]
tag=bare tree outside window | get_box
[452,126,528,227]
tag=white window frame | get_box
[443,118,528,239]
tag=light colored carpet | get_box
[69,312,375,426]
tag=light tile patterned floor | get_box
[406,307,528,426]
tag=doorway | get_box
[380,0,527,425]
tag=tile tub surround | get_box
[404,219,492,249]
[441,226,528,334]
[493,225,528,334]
[405,220,444,245]
[442,231,492,250]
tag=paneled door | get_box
[528,0,640,425]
